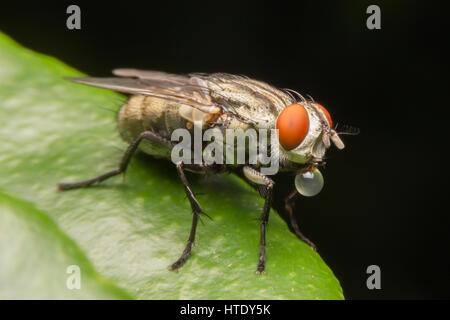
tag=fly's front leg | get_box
[285,189,317,251]
[58,131,171,190]
[243,166,274,274]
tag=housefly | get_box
[58,69,356,273]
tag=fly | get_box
[58,69,357,274]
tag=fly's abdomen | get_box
[117,94,254,163]
[117,95,186,159]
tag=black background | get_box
[1,0,448,299]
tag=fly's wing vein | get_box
[113,68,190,84]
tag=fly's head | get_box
[275,101,346,197]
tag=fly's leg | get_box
[58,131,171,190]
[242,166,274,274]
[170,162,208,271]
[285,189,317,251]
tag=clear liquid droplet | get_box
[295,169,324,197]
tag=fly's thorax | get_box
[203,75,292,130]
[217,112,251,131]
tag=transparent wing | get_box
[113,68,212,102]
[65,70,220,112]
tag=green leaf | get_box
[0,191,132,299]
[0,31,344,299]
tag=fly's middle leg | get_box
[57,131,171,190]
[169,162,212,271]
[242,166,274,274]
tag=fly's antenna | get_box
[335,123,360,135]
[284,88,307,103]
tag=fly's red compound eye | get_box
[276,103,309,150]
[316,103,333,127]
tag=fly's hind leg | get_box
[242,166,274,274]
[58,131,172,190]
[284,189,317,251]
